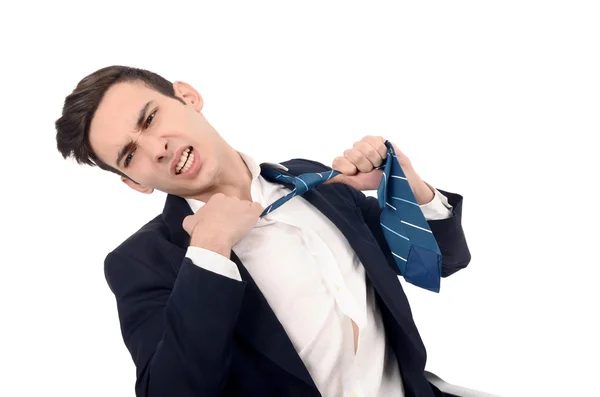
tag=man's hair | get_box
[55,65,185,177]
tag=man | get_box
[55,65,470,397]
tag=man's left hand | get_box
[325,135,435,205]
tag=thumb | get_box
[182,215,197,235]
[323,173,346,185]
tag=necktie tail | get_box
[378,141,442,292]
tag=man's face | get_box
[89,81,225,198]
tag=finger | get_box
[344,148,372,173]
[182,215,197,235]
[322,173,345,185]
[332,156,358,175]
[363,135,389,160]
[353,140,385,168]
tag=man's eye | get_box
[125,149,136,167]
[144,110,156,128]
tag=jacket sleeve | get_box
[104,251,246,397]
[352,187,471,277]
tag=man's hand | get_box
[183,193,264,257]
[325,135,435,205]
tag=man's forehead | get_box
[102,82,154,116]
[89,82,156,157]
[92,83,153,132]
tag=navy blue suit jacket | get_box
[105,158,471,397]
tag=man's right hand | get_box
[183,193,264,257]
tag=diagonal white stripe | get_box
[391,196,419,206]
[391,175,407,180]
[298,177,309,191]
[392,252,407,262]
[380,223,409,240]
[386,202,397,211]
[401,220,432,233]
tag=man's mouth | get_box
[176,146,195,175]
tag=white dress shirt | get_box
[185,153,453,397]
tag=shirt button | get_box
[335,285,341,292]
[350,393,358,397]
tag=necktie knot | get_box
[259,168,339,216]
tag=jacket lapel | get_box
[231,250,317,389]
[161,192,317,391]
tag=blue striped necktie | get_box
[260,141,442,292]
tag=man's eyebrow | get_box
[116,141,136,168]
[135,100,154,131]
[115,100,153,167]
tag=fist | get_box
[326,135,412,191]
[183,193,264,250]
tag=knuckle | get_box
[357,162,371,171]
[366,136,382,147]
[336,159,355,173]
[344,149,359,161]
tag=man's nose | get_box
[142,136,169,163]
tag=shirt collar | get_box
[186,151,287,213]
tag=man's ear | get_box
[173,81,203,112]
[121,176,154,194]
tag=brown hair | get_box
[55,65,185,177]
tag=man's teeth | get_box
[176,148,194,174]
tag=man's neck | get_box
[189,149,253,203]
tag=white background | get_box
[1,1,598,396]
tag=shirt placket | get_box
[273,208,368,333]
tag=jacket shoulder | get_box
[103,214,179,293]
[112,214,169,254]
[104,214,174,272]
